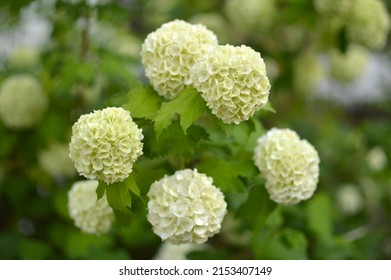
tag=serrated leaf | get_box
[123,173,141,200]
[123,84,164,119]
[153,88,206,137]
[105,181,132,212]
[236,184,276,232]
[149,121,208,159]
[96,181,108,200]
[198,158,257,192]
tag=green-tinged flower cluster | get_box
[335,184,364,216]
[225,0,276,33]
[140,19,218,99]
[8,47,40,69]
[330,45,368,82]
[68,180,114,234]
[314,0,355,16]
[254,128,320,205]
[39,142,77,178]
[147,169,227,244]
[0,74,48,130]
[191,45,270,124]
[69,107,143,185]
[346,0,390,49]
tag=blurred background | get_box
[0,0,391,259]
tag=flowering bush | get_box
[253,128,320,205]
[0,74,48,129]
[68,180,114,234]
[69,107,143,184]
[192,44,270,124]
[140,19,218,99]
[39,142,76,178]
[147,169,227,244]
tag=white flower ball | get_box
[254,128,320,205]
[191,44,271,124]
[68,180,114,234]
[346,0,391,49]
[225,0,276,33]
[330,45,369,82]
[39,142,77,178]
[69,107,143,185]
[0,74,48,130]
[147,169,227,244]
[141,19,218,99]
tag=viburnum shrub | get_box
[67,19,320,244]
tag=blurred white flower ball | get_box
[68,180,114,234]
[191,44,270,124]
[254,128,320,205]
[346,0,391,50]
[69,107,143,185]
[147,169,227,244]
[39,142,77,178]
[141,19,218,99]
[0,74,48,130]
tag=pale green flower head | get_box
[69,107,143,185]
[147,169,227,244]
[39,142,77,178]
[330,45,369,82]
[293,52,324,95]
[141,19,218,100]
[192,44,270,124]
[314,0,355,16]
[68,180,114,234]
[225,0,276,33]
[254,128,320,205]
[346,0,391,50]
[0,74,48,130]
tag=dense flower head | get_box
[330,45,369,82]
[140,19,218,99]
[314,0,355,16]
[225,0,276,33]
[147,169,227,244]
[0,74,48,130]
[39,142,77,178]
[68,180,114,234]
[346,0,391,49]
[254,128,320,205]
[191,44,270,124]
[69,107,143,185]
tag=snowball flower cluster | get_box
[346,0,391,49]
[147,169,227,244]
[254,128,320,205]
[192,45,270,124]
[140,19,218,99]
[69,107,143,185]
[68,180,114,234]
[335,184,364,216]
[330,45,368,82]
[225,0,276,33]
[0,74,48,130]
[314,0,355,16]
[39,142,76,178]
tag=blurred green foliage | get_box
[1,0,391,260]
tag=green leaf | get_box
[306,192,334,243]
[96,181,107,200]
[105,181,132,212]
[198,158,257,192]
[149,121,208,159]
[123,84,164,119]
[263,102,276,113]
[123,173,142,200]
[153,87,206,137]
[236,184,276,232]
